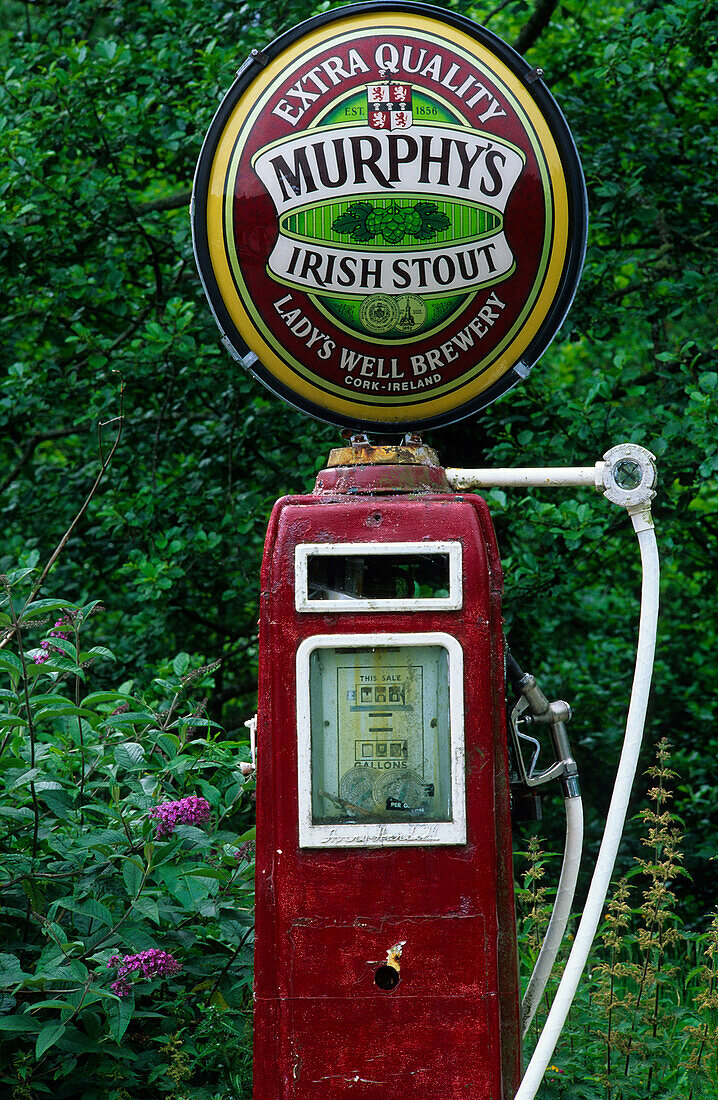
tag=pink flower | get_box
[149,795,211,838]
[107,949,181,997]
[34,615,75,664]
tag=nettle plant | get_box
[516,741,718,1100]
[0,564,256,1099]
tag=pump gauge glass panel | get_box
[297,633,466,847]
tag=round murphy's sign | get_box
[192,2,587,431]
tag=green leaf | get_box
[0,1013,42,1033]
[36,1022,66,1058]
[8,767,39,790]
[423,210,450,231]
[152,677,179,694]
[18,599,77,620]
[82,690,135,707]
[155,732,179,759]
[33,655,85,677]
[160,866,213,909]
[61,898,115,928]
[80,599,104,618]
[0,567,36,587]
[332,212,361,233]
[0,712,29,727]
[114,742,146,769]
[354,222,380,242]
[34,701,94,721]
[37,958,89,983]
[105,709,157,727]
[44,637,78,661]
[106,992,134,1043]
[0,954,26,987]
[172,652,190,676]
[86,645,116,661]
[122,858,144,897]
[131,895,159,924]
[39,920,68,946]
[332,200,376,241]
[0,651,23,675]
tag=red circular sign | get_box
[192,3,587,430]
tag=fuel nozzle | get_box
[506,650,581,800]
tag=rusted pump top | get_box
[314,441,451,494]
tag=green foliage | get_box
[517,743,718,1098]
[1,0,715,865]
[0,0,716,1086]
[0,569,255,1098]
[0,0,338,729]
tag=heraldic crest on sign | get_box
[193,6,587,429]
[367,82,413,129]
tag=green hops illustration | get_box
[380,201,409,244]
[332,200,449,244]
[412,201,452,240]
[331,201,376,242]
[401,206,424,236]
[365,209,387,238]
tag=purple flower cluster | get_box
[34,615,74,663]
[149,795,211,838]
[108,948,182,997]
[235,840,256,864]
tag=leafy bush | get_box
[0,567,255,1099]
[517,741,718,1099]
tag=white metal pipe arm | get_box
[446,463,604,490]
[445,443,657,506]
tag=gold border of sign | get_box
[205,11,569,424]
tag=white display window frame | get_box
[296,632,466,848]
[294,541,463,613]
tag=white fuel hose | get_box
[521,793,584,1035]
[515,512,659,1099]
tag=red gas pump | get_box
[190,4,598,1093]
[254,442,521,1098]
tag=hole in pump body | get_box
[374,964,401,992]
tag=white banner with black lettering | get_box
[267,233,514,295]
[252,122,524,214]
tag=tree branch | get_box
[0,428,79,494]
[130,189,192,218]
[28,399,124,601]
[513,0,559,55]
[483,0,516,26]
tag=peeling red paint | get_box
[254,462,520,1097]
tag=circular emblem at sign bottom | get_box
[360,294,400,334]
[395,294,428,333]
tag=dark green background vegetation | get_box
[1,0,717,1095]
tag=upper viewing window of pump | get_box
[295,542,462,612]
